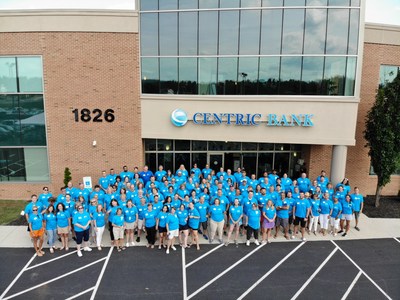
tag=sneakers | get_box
[209,239,213,244]
[261,240,266,245]
[219,239,223,244]
[126,242,130,248]
[131,242,135,246]
[225,242,230,247]
[171,245,177,251]
[83,247,92,252]
[166,249,170,254]
[234,240,238,246]
[77,250,83,257]
[136,237,140,243]
[246,240,250,246]
[255,240,260,246]
[301,238,307,242]
[355,226,360,231]
[98,246,102,251]
[198,229,203,234]
[342,233,347,237]
[203,234,208,240]
[291,235,295,240]
[49,247,54,254]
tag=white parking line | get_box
[237,242,305,300]
[185,244,224,268]
[90,247,114,300]
[393,238,400,244]
[65,287,95,300]
[3,257,107,300]
[182,247,187,300]
[0,253,36,299]
[25,250,78,270]
[187,244,266,300]
[330,241,392,300]
[341,271,362,300]
[290,247,338,300]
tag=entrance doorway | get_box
[208,153,224,173]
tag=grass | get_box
[0,200,27,225]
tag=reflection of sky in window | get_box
[241,0,261,8]
[142,58,159,80]
[239,10,260,55]
[218,58,238,82]
[260,9,282,55]
[199,11,218,55]
[179,12,197,55]
[178,0,197,9]
[326,9,349,54]
[380,65,399,86]
[307,0,328,5]
[179,58,197,82]
[219,11,239,55]
[140,13,158,56]
[304,9,326,54]
[302,57,324,82]
[348,9,360,55]
[239,57,259,82]
[159,0,177,10]
[220,0,239,8]
[199,0,218,9]
[160,58,177,81]
[282,9,305,54]
[159,13,177,56]
[259,57,280,82]
[280,57,302,81]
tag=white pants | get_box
[210,219,224,240]
[95,226,105,247]
[320,214,329,230]
[330,217,340,230]
[308,215,319,232]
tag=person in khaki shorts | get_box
[112,208,126,252]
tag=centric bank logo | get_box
[170,109,188,127]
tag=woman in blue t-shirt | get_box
[144,203,157,249]
[226,198,243,246]
[187,202,201,250]
[56,202,71,251]
[112,207,126,252]
[156,205,169,249]
[340,194,353,237]
[246,203,261,246]
[44,204,57,253]
[92,204,106,250]
[177,204,189,248]
[209,199,225,244]
[29,206,45,256]
[262,200,276,244]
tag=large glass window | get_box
[140,4,360,96]
[0,56,48,182]
[379,65,399,88]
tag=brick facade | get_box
[0,32,142,199]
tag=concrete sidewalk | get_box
[0,213,399,249]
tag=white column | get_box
[330,145,348,186]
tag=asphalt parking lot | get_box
[0,238,399,300]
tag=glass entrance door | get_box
[208,153,224,173]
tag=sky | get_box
[0,0,399,26]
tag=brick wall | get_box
[0,32,142,200]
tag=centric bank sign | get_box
[171,109,314,127]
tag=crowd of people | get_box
[25,164,364,257]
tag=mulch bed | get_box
[363,196,400,218]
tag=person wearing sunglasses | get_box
[29,206,45,257]
[72,205,92,257]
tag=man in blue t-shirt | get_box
[292,192,310,242]
[139,165,154,185]
[350,187,364,231]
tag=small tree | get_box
[64,167,72,187]
[364,71,400,207]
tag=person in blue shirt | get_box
[74,183,91,203]
[336,178,351,195]
[246,203,261,246]
[156,205,169,249]
[340,194,354,237]
[112,207,126,252]
[262,200,276,244]
[177,204,189,248]
[29,205,45,256]
[120,165,134,182]
[136,197,148,243]
[308,194,321,235]
[73,204,92,257]
[144,203,157,249]
[330,196,343,236]
[268,170,279,186]
[274,192,290,240]
[139,165,154,185]
[166,207,179,254]
[38,186,53,208]
[99,170,110,192]
[297,173,311,193]
[195,196,210,240]
[319,192,333,236]
[292,192,311,242]
[155,165,167,182]
[92,204,106,250]
[124,200,138,247]
[280,173,293,192]
[209,199,225,244]
[107,168,117,186]
[225,198,243,246]
[25,194,45,231]
[44,204,57,253]
[191,163,202,179]
[107,199,120,246]
[202,164,212,179]
[56,202,71,251]
[188,202,201,250]
[350,187,364,231]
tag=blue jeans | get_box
[47,229,57,247]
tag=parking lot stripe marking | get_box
[25,250,78,270]
[341,271,362,300]
[393,238,400,244]
[237,242,305,300]
[65,287,94,300]
[185,244,224,268]
[90,246,114,300]
[3,257,107,300]
[330,241,392,300]
[290,247,338,300]
[182,247,187,300]
[0,253,36,299]
[187,243,266,300]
